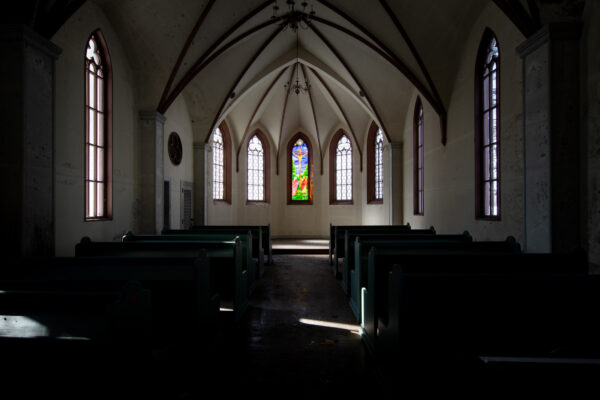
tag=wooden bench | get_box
[179,224,272,266]
[341,228,444,294]
[331,224,423,277]
[0,253,216,356]
[363,249,596,367]
[347,233,482,320]
[123,231,258,294]
[75,237,248,323]
[329,223,413,266]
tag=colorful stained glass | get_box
[291,139,309,201]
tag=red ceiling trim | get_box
[203,24,286,144]
[157,0,216,113]
[236,66,288,172]
[309,23,392,144]
[301,64,324,175]
[308,66,363,172]
[157,0,275,114]
[276,65,297,175]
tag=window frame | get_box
[366,121,384,204]
[212,121,232,204]
[84,29,113,222]
[287,132,313,205]
[246,130,270,204]
[329,129,353,205]
[474,28,501,220]
[413,97,424,216]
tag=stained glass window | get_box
[414,100,424,215]
[212,128,224,200]
[335,135,352,201]
[247,135,265,201]
[85,33,110,220]
[480,34,500,217]
[291,138,310,201]
[375,129,384,200]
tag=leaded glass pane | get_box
[212,128,224,200]
[291,139,309,201]
[247,135,265,201]
[375,129,384,200]
[335,135,352,201]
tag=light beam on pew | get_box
[0,315,90,340]
[299,318,360,335]
[220,307,234,312]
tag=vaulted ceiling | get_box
[27,0,554,172]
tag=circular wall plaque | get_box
[168,132,183,165]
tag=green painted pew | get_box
[341,228,439,293]
[183,224,272,266]
[348,232,476,321]
[75,237,248,323]
[331,224,420,277]
[363,249,595,367]
[122,231,258,294]
[0,254,215,356]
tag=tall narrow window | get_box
[287,133,313,204]
[247,135,265,202]
[367,121,384,204]
[475,29,500,219]
[212,128,224,200]
[414,98,424,215]
[85,31,112,220]
[329,130,352,204]
[211,121,232,203]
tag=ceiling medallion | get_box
[168,131,183,166]
[271,1,316,32]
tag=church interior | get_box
[1,0,600,397]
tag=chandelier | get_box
[271,1,316,32]
[285,31,311,95]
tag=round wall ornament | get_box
[168,132,183,165]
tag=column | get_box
[193,142,206,226]
[517,22,582,253]
[0,25,61,256]
[139,111,165,234]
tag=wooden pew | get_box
[341,228,443,294]
[183,224,272,266]
[331,224,421,277]
[363,249,595,368]
[0,254,216,357]
[329,223,413,266]
[123,230,258,294]
[75,237,248,323]
[348,233,480,321]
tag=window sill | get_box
[330,200,353,205]
[476,215,501,221]
[367,199,383,205]
[287,200,313,205]
[246,200,270,205]
[85,217,113,222]
[213,199,231,205]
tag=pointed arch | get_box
[366,121,384,204]
[287,132,313,205]
[475,28,501,219]
[211,121,232,204]
[247,129,271,204]
[329,129,353,204]
[85,29,112,221]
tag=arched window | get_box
[475,29,500,219]
[247,131,270,203]
[414,98,424,215]
[287,133,313,204]
[85,30,112,221]
[367,121,384,204]
[212,121,232,203]
[329,130,352,204]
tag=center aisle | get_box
[207,253,387,398]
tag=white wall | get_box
[163,96,195,230]
[403,3,524,242]
[53,1,141,255]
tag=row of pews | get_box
[329,223,600,381]
[0,225,272,363]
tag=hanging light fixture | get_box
[285,30,311,95]
[271,1,316,32]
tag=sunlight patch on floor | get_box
[299,318,360,335]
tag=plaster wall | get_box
[163,96,195,230]
[53,2,140,255]
[583,1,600,271]
[403,4,524,243]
